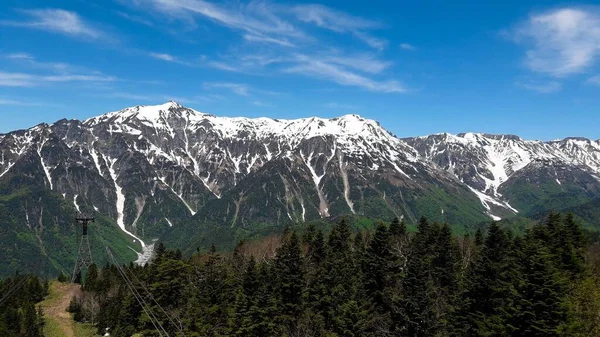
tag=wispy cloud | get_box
[1,9,106,39]
[285,54,405,93]
[515,80,562,93]
[353,32,387,50]
[325,54,391,74]
[0,71,116,87]
[202,82,282,97]
[203,82,251,96]
[149,52,177,62]
[103,92,153,100]
[141,0,303,38]
[251,100,273,107]
[0,98,59,107]
[116,11,154,26]
[135,1,389,51]
[292,4,380,32]
[1,53,118,87]
[207,61,243,72]
[132,0,404,93]
[400,43,416,51]
[243,34,295,47]
[509,8,600,77]
[293,4,387,50]
[4,52,77,73]
[587,75,600,85]
[324,102,360,110]
[148,52,201,66]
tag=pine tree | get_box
[460,222,520,337]
[22,301,40,337]
[514,235,566,337]
[432,222,459,334]
[305,229,328,335]
[186,246,232,336]
[401,217,439,337]
[274,231,304,333]
[363,222,392,313]
[389,216,406,238]
[322,218,368,336]
[559,214,585,279]
[84,263,98,292]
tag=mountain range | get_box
[1,101,599,276]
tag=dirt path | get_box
[41,281,82,337]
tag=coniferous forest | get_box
[58,213,600,337]
[0,274,47,336]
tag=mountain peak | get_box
[84,101,206,126]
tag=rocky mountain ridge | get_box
[1,101,599,269]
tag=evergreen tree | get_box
[363,222,392,313]
[514,235,566,337]
[460,222,520,336]
[22,301,40,337]
[274,231,304,333]
[84,263,98,292]
[389,216,406,238]
[432,222,460,334]
[401,217,439,337]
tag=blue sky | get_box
[0,0,599,140]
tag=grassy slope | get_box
[41,281,98,337]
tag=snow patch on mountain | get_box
[104,155,146,248]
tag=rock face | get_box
[404,133,600,220]
[1,102,599,265]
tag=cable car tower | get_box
[72,213,95,283]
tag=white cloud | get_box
[149,52,177,62]
[103,92,153,100]
[0,98,56,106]
[251,100,272,107]
[207,61,243,72]
[326,54,391,74]
[0,72,38,87]
[142,0,303,38]
[510,8,600,77]
[1,9,105,39]
[285,55,405,93]
[6,53,34,61]
[243,34,295,47]
[116,11,154,26]
[137,0,388,50]
[148,52,198,66]
[0,71,116,87]
[400,43,416,51]
[587,75,600,85]
[133,0,404,92]
[203,82,250,96]
[292,4,380,32]
[325,102,360,109]
[4,52,73,72]
[293,4,386,49]
[515,80,562,93]
[353,32,388,50]
[1,53,117,87]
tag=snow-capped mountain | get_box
[1,101,599,272]
[405,133,600,219]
